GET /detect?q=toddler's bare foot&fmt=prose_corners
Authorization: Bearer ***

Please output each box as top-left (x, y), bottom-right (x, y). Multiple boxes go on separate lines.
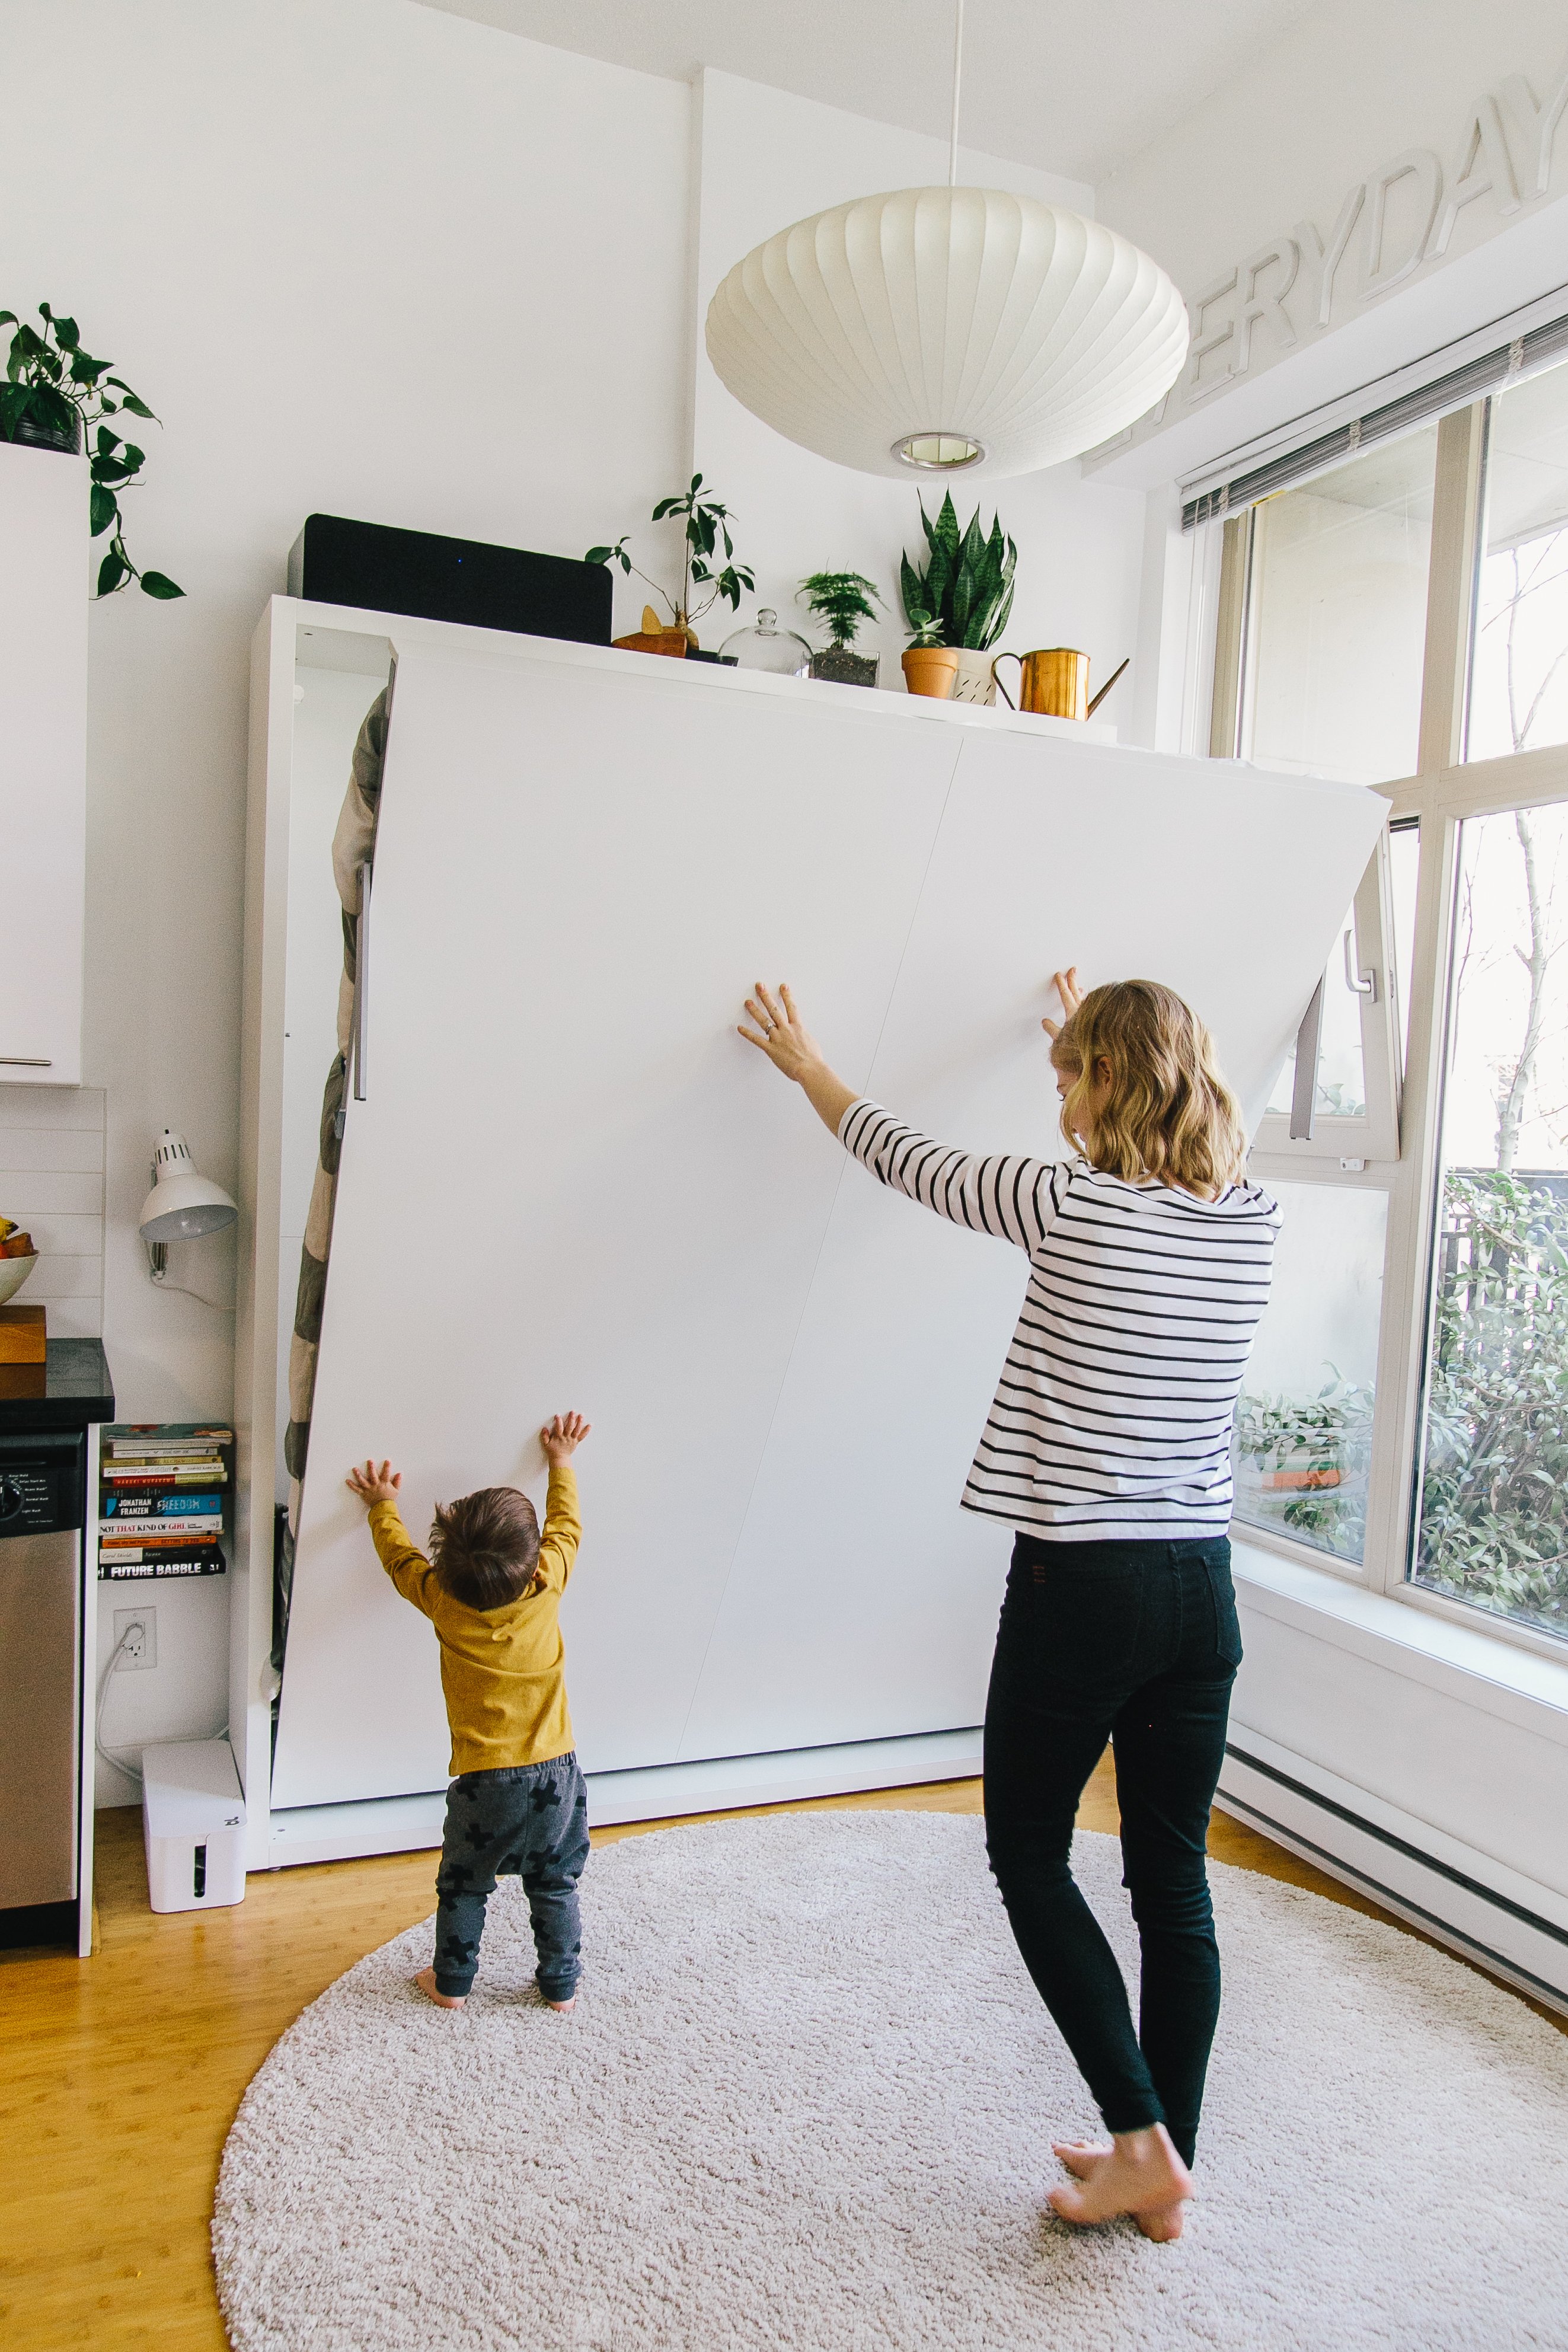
top-left (544, 1992), bottom-right (576, 2013)
top-left (1048, 2125), bottom-right (1191, 2241)
top-left (414, 1965), bottom-right (465, 2009)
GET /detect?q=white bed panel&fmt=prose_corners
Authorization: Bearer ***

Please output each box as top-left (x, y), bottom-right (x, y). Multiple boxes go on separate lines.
top-left (272, 645), bottom-right (1385, 1810)
top-left (270, 649), bottom-right (963, 1806)
top-left (673, 732), bottom-right (1387, 1759)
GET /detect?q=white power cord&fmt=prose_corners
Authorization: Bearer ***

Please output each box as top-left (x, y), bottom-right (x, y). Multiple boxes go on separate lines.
top-left (94, 1618), bottom-right (231, 1791)
top-left (95, 1621), bottom-right (147, 1788)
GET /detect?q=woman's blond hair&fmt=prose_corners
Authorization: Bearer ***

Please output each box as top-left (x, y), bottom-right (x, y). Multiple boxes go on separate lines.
top-left (1051, 979), bottom-right (1246, 1192)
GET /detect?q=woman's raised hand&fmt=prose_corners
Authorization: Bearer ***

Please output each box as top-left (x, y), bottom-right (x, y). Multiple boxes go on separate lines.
top-left (738, 981), bottom-right (859, 1138)
top-left (738, 982), bottom-right (826, 1081)
top-left (1042, 966), bottom-right (1084, 1045)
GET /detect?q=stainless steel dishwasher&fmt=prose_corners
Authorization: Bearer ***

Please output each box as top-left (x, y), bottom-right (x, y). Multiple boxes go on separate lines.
top-left (0, 1428), bottom-right (85, 1937)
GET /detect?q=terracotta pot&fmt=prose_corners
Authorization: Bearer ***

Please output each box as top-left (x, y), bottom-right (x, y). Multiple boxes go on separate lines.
top-left (901, 646), bottom-right (960, 700)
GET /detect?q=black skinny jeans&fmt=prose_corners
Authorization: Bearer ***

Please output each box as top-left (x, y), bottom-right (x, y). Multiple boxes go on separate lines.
top-left (983, 1533), bottom-right (1242, 2168)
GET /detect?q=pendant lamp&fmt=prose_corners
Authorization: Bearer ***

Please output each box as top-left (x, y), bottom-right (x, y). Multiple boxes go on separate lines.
top-left (704, 4), bottom-right (1189, 481)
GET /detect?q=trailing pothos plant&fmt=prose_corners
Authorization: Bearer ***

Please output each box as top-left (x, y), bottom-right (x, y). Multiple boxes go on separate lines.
top-left (899, 492), bottom-right (1015, 650)
top-left (587, 473), bottom-right (753, 642)
top-left (0, 304), bottom-right (183, 599)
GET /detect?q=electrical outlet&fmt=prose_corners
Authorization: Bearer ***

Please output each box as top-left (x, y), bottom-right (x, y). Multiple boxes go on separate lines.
top-left (113, 1607), bottom-right (157, 1673)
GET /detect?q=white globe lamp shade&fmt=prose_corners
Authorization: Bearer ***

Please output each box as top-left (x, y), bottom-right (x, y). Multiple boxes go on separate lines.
top-left (138, 1129), bottom-right (238, 1245)
top-left (705, 187), bottom-right (1189, 481)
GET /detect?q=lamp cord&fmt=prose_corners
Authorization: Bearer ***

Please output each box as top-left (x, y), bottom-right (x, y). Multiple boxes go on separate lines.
top-left (949, 0), bottom-right (965, 187)
top-left (149, 1268), bottom-right (237, 1312)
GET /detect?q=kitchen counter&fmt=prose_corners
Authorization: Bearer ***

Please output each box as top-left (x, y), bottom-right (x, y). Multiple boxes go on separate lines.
top-left (0, 1339), bottom-right (114, 1432)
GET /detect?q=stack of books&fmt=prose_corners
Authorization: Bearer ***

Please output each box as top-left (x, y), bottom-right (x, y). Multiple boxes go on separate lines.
top-left (98, 1422), bottom-right (234, 1580)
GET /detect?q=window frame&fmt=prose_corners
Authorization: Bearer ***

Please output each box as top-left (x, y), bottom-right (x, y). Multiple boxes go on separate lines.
top-left (1209, 397), bottom-right (1568, 1662)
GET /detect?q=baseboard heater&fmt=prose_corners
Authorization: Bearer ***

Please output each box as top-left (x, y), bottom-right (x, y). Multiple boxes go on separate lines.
top-left (263, 1726), bottom-right (984, 1870)
top-left (1218, 1743), bottom-right (1568, 2017)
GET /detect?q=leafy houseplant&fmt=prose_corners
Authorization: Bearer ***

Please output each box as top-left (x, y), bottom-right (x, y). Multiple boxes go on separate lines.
top-left (900, 493), bottom-right (1015, 644)
top-left (587, 473), bottom-right (754, 652)
top-left (0, 304), bottom-right (183, 599)
top-left (798, 570), bottom-right (883, 688)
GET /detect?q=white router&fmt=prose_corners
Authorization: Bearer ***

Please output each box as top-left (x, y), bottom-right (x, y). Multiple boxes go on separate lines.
top-left (140, 1739), bottom-right (247, 1913)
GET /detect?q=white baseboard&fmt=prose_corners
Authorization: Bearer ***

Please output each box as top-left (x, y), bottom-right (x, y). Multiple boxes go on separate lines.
top-left (1218, 1737), bottom-right (1568, 2017)
top-left (263, 1728), bottom-right (983, 1869)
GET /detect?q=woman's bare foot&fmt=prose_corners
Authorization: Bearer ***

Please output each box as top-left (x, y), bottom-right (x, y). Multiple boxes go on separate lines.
top-left (414, 1966), bottom-right (465, 2009)
top-left (1048, 2126), bottom-right (1192, 2241)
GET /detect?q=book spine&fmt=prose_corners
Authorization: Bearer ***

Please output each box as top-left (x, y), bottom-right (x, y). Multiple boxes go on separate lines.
top-left (102, 1462), bottom-right (228, 1480)
top-left (101, 1515), bottom-right (225, 1538)
top-left (100, 1467), bottom-right (230, 1486)
top-left (102, 1492), bottom-right (224, 1519)
top-left (98, 1552), bottom-right (226, 1578)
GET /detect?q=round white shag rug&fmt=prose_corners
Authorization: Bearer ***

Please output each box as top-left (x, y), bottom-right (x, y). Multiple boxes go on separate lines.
top-left (214, 1813), bottom-right (1568, 2352)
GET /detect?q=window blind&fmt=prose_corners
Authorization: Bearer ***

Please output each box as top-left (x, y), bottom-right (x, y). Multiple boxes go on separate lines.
top-left (1181, 301), bottom-right (1568, 533)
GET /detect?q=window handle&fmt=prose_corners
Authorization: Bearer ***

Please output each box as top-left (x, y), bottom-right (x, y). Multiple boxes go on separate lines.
top-left (352, 860), bottom-right (372, 1103)
top-left (1343, 928), bottom-right (1377, 1000)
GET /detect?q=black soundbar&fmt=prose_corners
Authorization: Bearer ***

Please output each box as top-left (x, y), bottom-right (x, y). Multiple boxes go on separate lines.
top-left (287, 513), bottom-right (612, 645)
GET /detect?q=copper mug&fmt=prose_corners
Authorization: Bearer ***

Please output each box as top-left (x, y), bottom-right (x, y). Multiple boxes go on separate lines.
top-left (990, 648), bottom-right (1129, 720)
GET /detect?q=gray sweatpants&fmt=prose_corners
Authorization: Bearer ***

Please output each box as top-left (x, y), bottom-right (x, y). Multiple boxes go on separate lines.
top-left (433, 1752), bottom-right (589, 1999)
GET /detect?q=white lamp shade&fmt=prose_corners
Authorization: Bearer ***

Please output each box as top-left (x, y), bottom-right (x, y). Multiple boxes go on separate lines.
top-left (138, 1130), bottom-right (238, 1245)
top-left (705, 187), bottom-right (1190, 480)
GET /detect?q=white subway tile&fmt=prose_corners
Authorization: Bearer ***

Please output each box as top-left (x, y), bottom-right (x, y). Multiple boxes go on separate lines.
top-left (0, 1085), bottom-right (105, 1131)
top-left (0, 1171), bottom-right (104, 1215)
top-left (0, 1125), bottom-right (104, 1173)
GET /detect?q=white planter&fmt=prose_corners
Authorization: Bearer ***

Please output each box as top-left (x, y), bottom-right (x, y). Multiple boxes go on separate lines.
top-left (0, 441), bottom-right (88, 1087)
top-left (949, 648), bottom-right (998, 705)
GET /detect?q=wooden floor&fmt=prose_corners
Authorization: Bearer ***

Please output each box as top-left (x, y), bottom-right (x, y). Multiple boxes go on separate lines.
top-left (2, 1764), bottom-right (1557, 2350)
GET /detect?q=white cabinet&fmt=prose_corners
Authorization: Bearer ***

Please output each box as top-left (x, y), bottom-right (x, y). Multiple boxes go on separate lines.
top-left (0, 441), bottom-right (87, 1087)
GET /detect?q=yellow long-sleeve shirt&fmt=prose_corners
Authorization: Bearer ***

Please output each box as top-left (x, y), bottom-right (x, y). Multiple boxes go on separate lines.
top-left (367, 1465), bottom-right (582, 1776)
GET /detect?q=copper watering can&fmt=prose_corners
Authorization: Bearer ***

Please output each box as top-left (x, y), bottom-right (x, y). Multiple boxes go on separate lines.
top-left (989, 648), bottom-right (1129, 720)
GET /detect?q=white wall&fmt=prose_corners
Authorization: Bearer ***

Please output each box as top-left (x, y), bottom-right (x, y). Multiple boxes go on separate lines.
top-left (1096, 0), bottom-right (1568, 470)
top-left (0, 0), bottom-right (691, 1790)
top-left (1099, 0), bottom-right (1568, 311)
top-left (4, 2), bottom-right (1149, 1795)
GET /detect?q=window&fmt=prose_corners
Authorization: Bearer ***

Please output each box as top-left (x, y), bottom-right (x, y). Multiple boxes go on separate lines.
top-left (1234, 1180), bottom-right (1388, 1567)
top-left (1468, 365), bottom-right (1568, 762)
top-left (1411, 802), bottom-right (1568, 1638)
top-left (1200, 358), bottom-right (1568, 1654)
top-left (1239, 428), bottom-right (1439, 786)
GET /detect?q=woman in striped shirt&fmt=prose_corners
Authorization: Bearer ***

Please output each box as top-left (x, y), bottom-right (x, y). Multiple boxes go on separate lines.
top-left (739, 972), bottom-right (1279, 2242)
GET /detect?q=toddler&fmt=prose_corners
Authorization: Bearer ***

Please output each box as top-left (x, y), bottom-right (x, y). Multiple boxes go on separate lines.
top-left (346, 1410), bottom-right (592, 2011)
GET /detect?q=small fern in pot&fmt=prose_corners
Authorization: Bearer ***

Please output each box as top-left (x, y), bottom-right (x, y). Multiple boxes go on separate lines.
top-left (798, 570), bottom-right (883, 688)
top-left (900, 494), bottom-right (1016, 702)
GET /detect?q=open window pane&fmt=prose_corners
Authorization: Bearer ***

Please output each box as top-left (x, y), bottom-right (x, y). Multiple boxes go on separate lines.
top-left (1467, 363), bottom-right (1568, 762)
top-left (1253, 836), bottom-right (1402, 1161)
top-left (1266, 915), bottom-right (1368, 1119)
top-left (1412, 802), bottom-right (1568, 1638)
top-left (1234, 1179), bottom-right (1388, 1566)
top-left (1242, 426), bottom-right (1438, 785)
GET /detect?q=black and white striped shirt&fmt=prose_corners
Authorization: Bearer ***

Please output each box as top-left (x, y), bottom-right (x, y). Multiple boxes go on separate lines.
top-left (839, 1099), bottom-right (1280, 1542)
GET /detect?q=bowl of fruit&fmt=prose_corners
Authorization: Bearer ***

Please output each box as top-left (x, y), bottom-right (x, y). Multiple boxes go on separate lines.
top-left (0, 1218), bottom-right (38, 1307)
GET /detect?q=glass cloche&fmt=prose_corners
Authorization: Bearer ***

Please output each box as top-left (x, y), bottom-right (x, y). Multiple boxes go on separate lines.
top-left (718, 608), bottom-right (812, 676)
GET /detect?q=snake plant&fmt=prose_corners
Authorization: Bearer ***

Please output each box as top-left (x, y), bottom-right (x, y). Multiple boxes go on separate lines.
top-left (899, 493), bottom-right (1016, 650)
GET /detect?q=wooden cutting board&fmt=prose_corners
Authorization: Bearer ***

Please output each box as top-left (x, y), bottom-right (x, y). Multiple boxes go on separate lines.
top-left (0, 1303), bottom-right (47, 1363)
